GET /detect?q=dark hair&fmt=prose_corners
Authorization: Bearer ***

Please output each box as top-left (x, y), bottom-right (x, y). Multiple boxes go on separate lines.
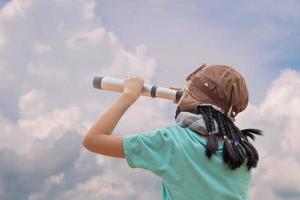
top-left (175, 105), bottom-right (263, 170)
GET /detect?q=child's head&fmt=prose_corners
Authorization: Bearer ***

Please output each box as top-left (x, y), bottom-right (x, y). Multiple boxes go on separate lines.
top-left (175, 64), bottom-right (263, 170)
top-left (176, 64), bottom-right (249, 121)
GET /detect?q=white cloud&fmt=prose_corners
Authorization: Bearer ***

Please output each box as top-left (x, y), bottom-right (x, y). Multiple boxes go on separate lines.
top-left (49, 172), bottom-right (65, 185)
top-left (236, 69), bottom-right (300, 200)
top-left (34, 42), bottom-right (52, 54)
top-left (0, 64), bottom-right (15, 88)
top-left (0, 0), bottom-right (167, 199)
top-left (82, 0), bottom-right (96, 20)
top-left (27, 62), bottom-right (67, 82)
top-left (0, 0), bottom-right (31, 19)
top-left (57, 173), bottom-right (135, 200)
top-left (0, 33), bottom-right (5, 47)
top-left (65, 27), bottom-right (106, 49)
top-left (0, 0), bottom-right (299, 199)
top-left (18, 89), bottom-right (47, 117)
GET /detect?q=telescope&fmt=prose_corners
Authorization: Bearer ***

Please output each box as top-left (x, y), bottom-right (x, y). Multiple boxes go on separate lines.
top-left (93, 76), bottom-right (184, 104)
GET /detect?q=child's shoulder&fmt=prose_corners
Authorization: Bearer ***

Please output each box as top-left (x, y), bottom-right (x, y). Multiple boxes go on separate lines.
top-left (162, 124), bottom-right (205, 142)
top-left (161, 124), bottom-right (190, 139)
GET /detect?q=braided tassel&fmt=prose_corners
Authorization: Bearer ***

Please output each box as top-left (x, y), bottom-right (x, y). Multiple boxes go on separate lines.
top-left (205, 131), bottom-right (218, 159)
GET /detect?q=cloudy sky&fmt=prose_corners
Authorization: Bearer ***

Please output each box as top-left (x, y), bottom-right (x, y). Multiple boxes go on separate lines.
top-left (0, 0), bottom-right (299, 199)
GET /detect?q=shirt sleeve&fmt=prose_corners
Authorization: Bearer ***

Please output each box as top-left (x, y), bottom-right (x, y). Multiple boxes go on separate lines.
top-left (123, 127), bottom-right (175, 177)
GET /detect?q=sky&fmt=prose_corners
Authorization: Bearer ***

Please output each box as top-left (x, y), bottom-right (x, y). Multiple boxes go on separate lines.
top-left (0, 0), bottom-right (299, 199)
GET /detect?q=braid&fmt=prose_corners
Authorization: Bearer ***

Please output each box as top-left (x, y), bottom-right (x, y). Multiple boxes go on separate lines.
top-left (197, 106), bottom-right (209, 129)
top-left (196, 106), bottom-right (218, 159)
top-left (239, 129), bottom-right (262, 169)
top-left (175, 106), bottom-right (181, 120)
top-left (226, 121), bottom-right (246, 167)
top-left (214, 111), bottom-right (226, 138)
top-left (191, 105), bottom-right (263, 170)
top-left (207, 107), bottom-right (214, 130)
top-left (221, 114), bottom-right (241, 169)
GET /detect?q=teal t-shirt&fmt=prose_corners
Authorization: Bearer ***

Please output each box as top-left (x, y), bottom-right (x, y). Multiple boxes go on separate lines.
top-left (123, 124), bottom-right (252, 200)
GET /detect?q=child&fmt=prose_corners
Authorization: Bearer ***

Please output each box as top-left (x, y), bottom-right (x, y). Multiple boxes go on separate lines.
top-left (82, 64), bottom-right (263, 200)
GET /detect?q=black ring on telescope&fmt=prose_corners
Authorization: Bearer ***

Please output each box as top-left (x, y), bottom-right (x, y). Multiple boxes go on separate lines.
top-left (93, 76), bottom-right (104, 89)
top-left (175, 90), bottom-right (183, 103)
top-left (150, 86), bottom-right (157, 98)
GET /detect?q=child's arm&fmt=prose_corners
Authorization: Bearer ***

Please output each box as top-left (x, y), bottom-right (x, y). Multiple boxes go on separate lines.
top-left (82, 77), bottom-right (144, 158)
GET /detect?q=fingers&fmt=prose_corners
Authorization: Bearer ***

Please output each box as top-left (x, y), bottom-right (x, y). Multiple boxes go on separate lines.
top-left (168, 86), bottom-right (183, 90)
top-left (126, 76), bottom-right (144, 82)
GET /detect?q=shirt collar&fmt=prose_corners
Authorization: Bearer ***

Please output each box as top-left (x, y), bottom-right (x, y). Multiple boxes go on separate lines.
top-left (175, 111), bottom-right (219, 135)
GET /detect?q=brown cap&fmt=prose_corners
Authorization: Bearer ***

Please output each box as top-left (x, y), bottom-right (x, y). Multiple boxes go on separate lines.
top-left (177, 64), bottom-right (249, 121)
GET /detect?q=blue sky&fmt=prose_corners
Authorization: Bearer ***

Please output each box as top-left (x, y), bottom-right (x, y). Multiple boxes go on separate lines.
top-left (0, 0), bottom-right (8, 7)
top-left (0, 0), bottom-right (300, 200)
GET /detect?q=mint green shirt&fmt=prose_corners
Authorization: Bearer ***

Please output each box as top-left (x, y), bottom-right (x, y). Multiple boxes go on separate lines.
top-left (123, 124), bottom-right (252, 200)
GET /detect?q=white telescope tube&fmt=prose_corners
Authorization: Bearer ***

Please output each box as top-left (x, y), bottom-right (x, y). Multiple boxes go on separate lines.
top-left (93, 76), bottom-right (184, 104)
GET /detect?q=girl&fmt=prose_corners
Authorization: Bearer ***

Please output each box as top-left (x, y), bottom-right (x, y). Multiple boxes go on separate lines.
top-left (82, 64), bottom-right (263, 200)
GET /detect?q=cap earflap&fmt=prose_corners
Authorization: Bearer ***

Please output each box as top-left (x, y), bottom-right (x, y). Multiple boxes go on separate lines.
top-left (226, 106), bottom-right (236, 122)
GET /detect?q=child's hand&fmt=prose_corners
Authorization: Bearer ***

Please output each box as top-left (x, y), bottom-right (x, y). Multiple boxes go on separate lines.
top-left (123, 76), bottom-right (144, 101)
